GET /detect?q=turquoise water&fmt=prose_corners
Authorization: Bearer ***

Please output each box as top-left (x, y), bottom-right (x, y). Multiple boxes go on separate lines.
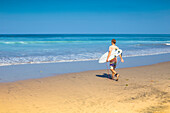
top-left (0, 34), bottom-right (170, 66)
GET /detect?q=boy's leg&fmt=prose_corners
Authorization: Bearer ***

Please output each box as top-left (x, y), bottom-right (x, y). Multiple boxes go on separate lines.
top-left (110, 63), bottom-right (120, 80)
top-left (116, 73), bottom-right (120, 81)
top-left (110, 68), bottom-right (116, 79)
top-left (113, 62), bottom-right (120, 80)
top-left (110, 63), bottom-right (116, 79)
top-left (110, 62), bottom-right (116, 79)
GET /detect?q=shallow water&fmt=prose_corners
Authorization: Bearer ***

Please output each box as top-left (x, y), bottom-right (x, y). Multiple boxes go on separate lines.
top-left (0, 53), bottom-right (170, 82)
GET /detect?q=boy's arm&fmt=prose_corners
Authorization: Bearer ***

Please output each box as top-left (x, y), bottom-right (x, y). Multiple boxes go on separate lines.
top-left (117, 47), bottom-right (124, 62)
top-left (119, 54), bottom-right (124, 62)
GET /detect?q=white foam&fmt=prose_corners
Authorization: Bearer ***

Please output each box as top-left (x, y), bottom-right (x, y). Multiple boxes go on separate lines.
top-left (165, 43), bottom-right (170, 45)
top-left (0, 58), bottom-right (98, 66)
top-left (0, 47), bottom-right (170, 67)
top-left (0, 51), bottom-right (170, 67)
top-left (123, 51), bottom-right (170, 57)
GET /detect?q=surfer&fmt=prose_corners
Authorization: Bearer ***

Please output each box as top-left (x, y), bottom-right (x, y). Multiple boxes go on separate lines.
top-left (106, 39), bottom-right (124, 81)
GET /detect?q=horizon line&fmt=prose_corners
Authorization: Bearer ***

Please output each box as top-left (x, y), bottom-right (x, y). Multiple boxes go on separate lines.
top-left (0, 33), bottom-right (170, 35)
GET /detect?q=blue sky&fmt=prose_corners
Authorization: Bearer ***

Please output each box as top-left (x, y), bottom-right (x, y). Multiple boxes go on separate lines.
top-left (0, 0), bottom-right (170, 34)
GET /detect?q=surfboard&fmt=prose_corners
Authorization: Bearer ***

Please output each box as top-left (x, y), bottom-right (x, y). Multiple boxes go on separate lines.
top-left (99, 49), bottom-right (122, 63)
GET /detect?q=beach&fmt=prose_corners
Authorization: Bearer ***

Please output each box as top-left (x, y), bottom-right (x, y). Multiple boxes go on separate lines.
top-left (1, 0), bottom-right (170, 112)
top-left (0, 61), bottom-right (169, 113)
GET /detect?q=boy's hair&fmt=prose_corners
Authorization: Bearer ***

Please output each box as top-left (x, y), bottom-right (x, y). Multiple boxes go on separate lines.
top-left (111, 39), bottom-right (116, 44)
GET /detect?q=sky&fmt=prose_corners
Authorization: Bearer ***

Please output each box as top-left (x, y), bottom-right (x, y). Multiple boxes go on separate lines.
top-left (0, 0), bottom-right (170, 34)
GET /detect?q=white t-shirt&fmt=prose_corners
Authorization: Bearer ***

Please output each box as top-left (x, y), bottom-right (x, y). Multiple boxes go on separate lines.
top-left (109, 45), bottom-right (119, 63)
top-left (109, 45), bottom-right (119, 52)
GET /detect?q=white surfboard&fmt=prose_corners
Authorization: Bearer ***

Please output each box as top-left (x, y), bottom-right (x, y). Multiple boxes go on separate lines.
top-left (99, 49), bottom-right (122, 63)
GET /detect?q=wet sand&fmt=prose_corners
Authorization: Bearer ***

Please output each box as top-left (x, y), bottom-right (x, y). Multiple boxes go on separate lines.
top-left (0, 62), bottom-right (169, 113)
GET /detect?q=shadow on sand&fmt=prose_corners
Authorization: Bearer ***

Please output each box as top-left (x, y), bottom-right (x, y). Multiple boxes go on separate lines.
top-left (96, 73), bottom-right (112, 79)
top-left (96, 73), bottom-right (118, 81)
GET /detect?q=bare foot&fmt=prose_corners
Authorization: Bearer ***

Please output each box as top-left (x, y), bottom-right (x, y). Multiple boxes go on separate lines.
top-left (115, 74), bottom-right (120, 81)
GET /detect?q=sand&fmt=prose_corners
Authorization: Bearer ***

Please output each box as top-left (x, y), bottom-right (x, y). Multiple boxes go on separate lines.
top-left (0, 62), bottom-right (169, 113)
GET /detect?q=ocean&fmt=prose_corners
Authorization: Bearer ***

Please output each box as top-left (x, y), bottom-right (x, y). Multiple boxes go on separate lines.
top-left (0, 34), bottom-right (170, 66)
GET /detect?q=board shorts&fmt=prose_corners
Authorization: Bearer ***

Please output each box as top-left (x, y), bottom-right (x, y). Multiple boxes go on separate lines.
top-left (110, 58), bottom-right (117, 69)
top-left (110, 62), bottom-right (117, 69)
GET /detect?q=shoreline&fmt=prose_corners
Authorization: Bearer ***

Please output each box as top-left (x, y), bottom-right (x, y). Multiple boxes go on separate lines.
top-left (0, 62), bottom-right (170, 113)
top-left (0, 53), bottom-right (170, 83)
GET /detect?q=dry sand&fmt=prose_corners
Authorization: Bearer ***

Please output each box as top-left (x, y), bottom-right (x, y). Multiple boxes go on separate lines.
top-left (0, 62), bottom-right (169, 113)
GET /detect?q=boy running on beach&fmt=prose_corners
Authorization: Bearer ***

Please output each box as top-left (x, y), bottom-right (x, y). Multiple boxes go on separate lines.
top-left (106, 39), bottom-right (124, 81)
